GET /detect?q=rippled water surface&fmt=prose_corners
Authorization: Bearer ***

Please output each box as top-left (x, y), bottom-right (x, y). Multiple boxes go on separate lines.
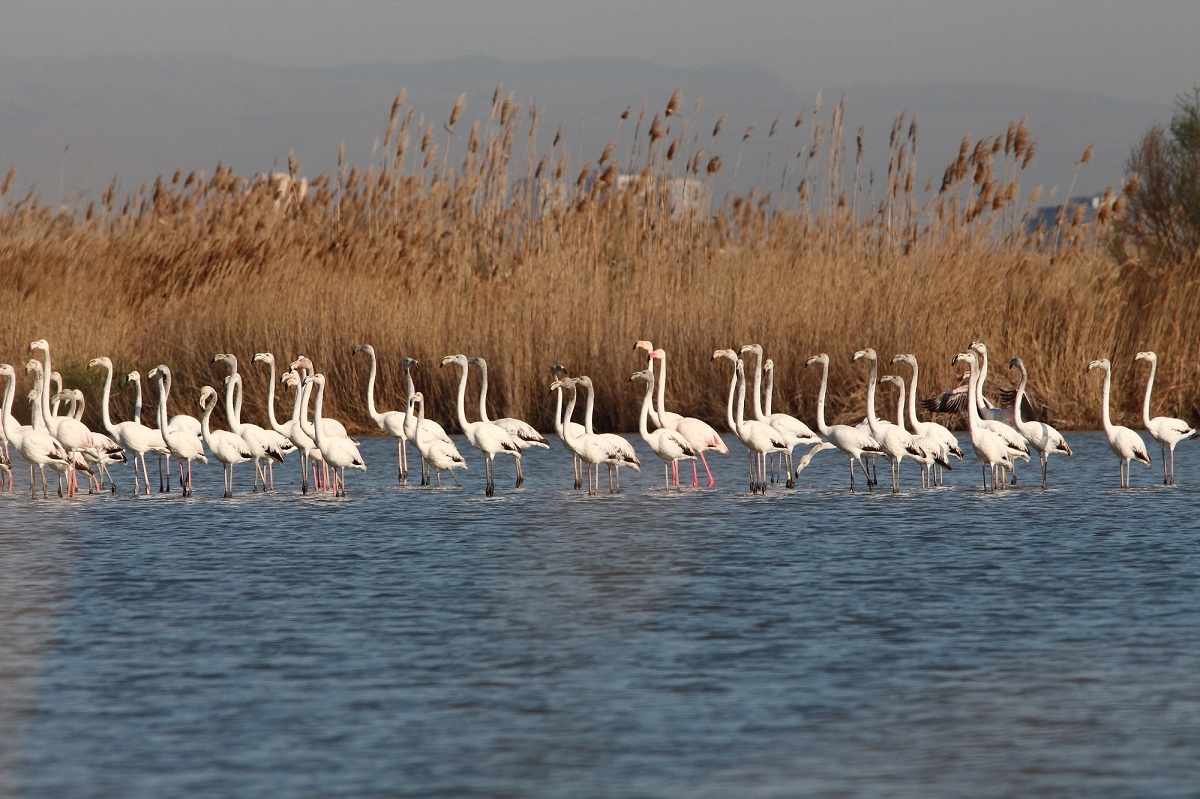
top-left (2, 432), bottom-right (1198, 797)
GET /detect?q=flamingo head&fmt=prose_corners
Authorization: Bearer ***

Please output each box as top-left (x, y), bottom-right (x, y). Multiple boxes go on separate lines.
top-left (0, 363), bottom-right (14, 379)
top-left (402, 357), bottom-right (420, 372)
top-left (50, 390), bottom-right (72, 404)
top-left (853, 348), bottom-right (877, 363)
top-left (25, 359), bottom-right (42, 375)
top-left (253, 352), bottom-right (275, 366)
top-left (125, 370), bottom-right (140, 384)
top-left (303, 373), bottom-right (326, 388)
top-left (711, 349), bottom-right (737, 363)
top-left (352, 344), bottom-right (373, 357)
top-left (29, 338), bottom-right (49, 354)
top-left (649, 348), bottom-right (666, 362)
top-left (1008, 357), bottom-right (1025, 373)
top-left (1134, 351), bottom-right (1156, 364)
top-left (575, 375), bottom-right (594, 390)
top-left (149, 364), bottom-right (171, 382)
top-left (880, 374), bottom-right (903, 390)
top-left (549, 378), bottom-right (573, 393)
top-left (969, 341), bottom-right (987, 356)
top-left (633, 340), bottom-right (654, 355)
top-left (412, 391), bottom-right (424, 407)
top-left (281, 370), bottom-right (300, 388)
top-left (738, 344), bottom-right (762, 357)
top-left (763, 358), bottom-right (774, 373)
top-left (550, 364), bottom-right (570, 379)
top-left (891, 353), bottom-right (915, 366)
top-left (630, 369), bottom-right (652, 384)
top-left (87, 356), bottom-right (112, 370)
top-left (468, 356), bottom-right (487, 370)
top-left (951, 351), bottom-right (974, 367)
top-left (290, 355), bottom-right (313, 372)
top-left (440, 354), bottom-right (466, 369)
top-left (1085, 359), bottom-right (1110, 374)
top-left (199, 386), bottom-right (219, 408)
top-left (804, 354), bottom-right (828, 368)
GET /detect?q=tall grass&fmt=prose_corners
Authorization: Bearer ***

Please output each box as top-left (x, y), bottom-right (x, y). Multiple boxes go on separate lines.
top-left (1, 89), bottom-right (1195, 434)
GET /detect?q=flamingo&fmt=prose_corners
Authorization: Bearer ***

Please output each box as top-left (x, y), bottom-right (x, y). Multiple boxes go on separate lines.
top-left (742, 344), bottom-right (821, 488)
top-left (400, 358), bottom-right (453, 485)
top-left (553, 377), bottom-right (636, 496)
top-left (640, 344), bottom-right (728, 487)
top-left (549, 364), bottom-right (587, 489)
top-left (1134, 351), bottom-right (1196, 485)
top-left (574, 375), bottom-right (640, 492)
top-left (441, 354), bottom-right (522, 497)
top-left (125, 369), bottom-right (174, 491)
top-left (794, 442), bottom-right (837, 477)
top-left (30, 339), bottom-right (111, 497)
top-left (148, 366), bottom-right (207, 496)
top-left (290, 356), bottom-right (350, 439)
top-left (1086, 358), bottom-right (1151, 488)
top-left (62, 388), bottom-right (127, 491)
top-left (951, 350), bottom-right (1015, 492)
top-left (410, 391), bottom-right (467, 486)
top-left (279, 368), bottom-right (325, 494)
top-left (198, 386), bottom-right (252, 497)
top-left (803, 354), bottom-right (884, 491)
top-left (213, 354), bottom-right (289, 490)
top-left (302, 374), bottom-right (366, 497)
top-left (891, 354), bottom-right (963, 486)
top-left (712, 349), bottom-right (787, 494)
top-left (353, 344), bottom-right (410, 484)
top-left (470, 356), bottom-right (548, 488)
top-left (1008, 358), bottom-right (1072, 488)
top-left (0, 363), bottom-right (71, 498)
top-left (89, 356), bottom-right (167, 495)
top-left (879, 374), bottom-right (951, 489)
top-left (853, 348), bottom-right (928, 493)
top-left (630, 368), bottom-right (696, 490)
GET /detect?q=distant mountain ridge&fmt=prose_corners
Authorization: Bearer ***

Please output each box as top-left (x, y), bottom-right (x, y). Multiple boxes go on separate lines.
top-left (0, 53), bottom-right (1170, 206)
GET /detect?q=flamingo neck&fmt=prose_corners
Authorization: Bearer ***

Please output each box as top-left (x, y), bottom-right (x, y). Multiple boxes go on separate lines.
top-left (654, 354), bottom-right (669, 426)
top-left (476, 362), bottom-right (492, 424)
top-left (751, 351), bottom-right (766, 420)
top-left (764, 366), bottom-right (774, 418)
top-left (735, 368), bottom-right (748, 431)
top-left (552, 386), bottom-right (565, 439)
top-left (906, 361), bottom-right (921, 431)
top-left (38, 347), bottom-right (54, 431)
top-left (562, 387), bottom-right (579, 443)
top-left (892, 379), bottom-right (906, 430)
top-left (312, 381), bottom-right (327, 449)
top-left (98, 363), bottom-right (117, 436)
top-left (224, 374), bottom-right (244, 433)
top-left (638, 381), bottom-right (654, 439)
top-left (1099, 366), bottom-right (1114, 433)
top-left (156, 377), bottom-right (170, 433)
top-left (814, 362), bottom-right (830, 435)
top-left (583, 383), bottom-right (596, 435)
top-left (262, 361), bottom-right (283, 432)
top-left (1141, 359), bottom-right (1156, 428)
top-left (724, 363), bottom-right (738, 435)
top-left (453, 363), bottom-right (474, 434)
top-left (976, 349), bottom-right (989, 408)
top-left (864, 356), bottom-right (882, 436)
top-left (964, 356), bottom-right (982, 435)
top-left (414, 398), bottom-right (426, 448)
top-left (131, 376), bottom-right (143, 425)
top-left (363, 351), bottom-right (383, 424)
top-left (0, 372), bottom-right (18, 443)
top-left (1013, 368), bottom-right (1028, 427)
top-left (300, 379), bottom-right (313, 427)
top-left (200, 401), bottom-right (217, 448)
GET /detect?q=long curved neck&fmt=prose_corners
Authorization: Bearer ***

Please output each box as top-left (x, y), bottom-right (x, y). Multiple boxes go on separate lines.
top-left (891, 380), bottom-right (906, 430)
top-left (300, 380), bottom-right (313, 426)
top-left (311, 381), bottom-right (327, 448)
top-left (552, 386), bottom-right (565, 438)
top-left (39, 349), bottom-right (54, 429)
top-left (476, 362), bottom-right (492, 423)
top-left (363, 351), bottom-right (383, 424)
top-left (263, 362), bottom-right (283, 432)
top-left (1, 373), bottom-right (18, 442)
top-left (965, 357), bottom-right (981, 433)
top-left (131, 376), bottom-right (143, 424)
top-left (976, 349), bottom-right (989, 407)
top-left (764, 367), bottom-right (774, 417)
top-left (30, 381), bottom-right (45, 430)
top-left (1099, 367), bottom-right (1114, 433)
top-left (225, 374), bottom-right (243, 432)
top-left (814, 362), bottom-right (830, 435)
top-left (906, 361), bottom-right (921, 430)
top-left (638, 381), bottom-right (654, 438)
top-left (414, 398), bottom-right (426, 447)
top-left (453, 364), bottom-right (473, 433)
top-left (156, 378), bottom-right (170, 432)
top-left (1141, 359), bottom-right (1156, 428)
top-left (98, 363), bottom-right (117, 435)
top-left (724, 363), bottom-right (738, 434)
top-left (1013, 367), bottom-right (1028, 426)
top-left (72, 396), bottom-right (85, 421)
top-left (583, 382), bottom-right (596, 434)
top-left (735, 368), bottom-right (748, 430)
top-left (562, 388), bottom-right (578, 442)
top-left (289, 382), bottom-right (304, 424)
top-left (200, 401), bottom-right (217, 447)
top-left (655, 354), bottom-right (669, 424)
top-left (751, 351), bottom-right (766, 420)
top-left (864, 357), bottom-right (881, 434)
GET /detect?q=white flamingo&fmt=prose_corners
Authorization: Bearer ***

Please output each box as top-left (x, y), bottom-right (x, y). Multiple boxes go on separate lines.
top-left (279, 368), bottom-right (325, 494)
top-left (630, 368), bottom-right (696, 490)
top-left (89, 356), bottom-right (166, 495)
top-left (400, 358), bottom-right (452, 484)
top-left (553, 377), bottom-right (635, 496)
top-left (148, 366), bottom-right (208, 496)
top-left (879, 374), bottom-right (951, 489)
top-left (213, 354), bottom-right (289, 490)
top-left (353, 344), bottom-right (410, 484)
top-left (198, 386), bottom-right (253, 497)
top-left (470, 356), bottom-right (549, 488)
top-left (804, 353), bottom-right (885, 491)
top-left (550, 364), bottom-right (587, 490)
top-left (303, 374), bottom-right (366, 497)
top-left (62, 388), bottom-right (127, 492)
top-left (574, 375), bottom-right (640, 492)
top-left (0, 363), bottom-right (71, 498)
top-left (891, 354), bottom-right (963, 486)
top-left (1134, 351), bottom-right (1196, 485)
top-left (1008, 358), bottom-right (1072, 488)
top-left (712, 349), bottom-right (787, 494)
top-left (741, 345), bottom-right (821, 488)
top-left (441, 354), bottom-right (522, 497)
top-left (640, 344), bottom-right (729, 487)
top-left (125, 369), bottom-right (173, 491)
top-left (1086, 358), bottom-right (1151, 488)
top-left (290, 356), bottom-right (351, 439)
top-left (853, 348), bottom-right (928, 493)
top-left (30, 339), bottom-right (111, 497)
top-left (410, 391), bottom-right (467, 486)
top-left (951, 350), bottom-right (1015, 492)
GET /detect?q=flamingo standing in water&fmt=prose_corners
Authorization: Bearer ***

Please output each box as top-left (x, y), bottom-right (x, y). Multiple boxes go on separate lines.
top-left (0, 363), bottom-right (70, 498)
top-left (804, 354), bottom-right (884, 492)
top-left (441, 354), bottom-right (522, 497)
top-left (1086, 358), bottom-right (1151, 488)
top-left (470, 356), bottom-right (548, 487)
top-left (1133, 351), bottom-right (1196, 485)
top-left (741, 344), bottom-right (821, 487)
top-left (630, 369), bottom-right (696, 490)
top-left (1008, 358), bottom-right (1072, 489)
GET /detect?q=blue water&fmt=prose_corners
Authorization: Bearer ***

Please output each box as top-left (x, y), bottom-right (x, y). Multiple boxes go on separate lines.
top-left (2, 432), bottom-right (1198, 797)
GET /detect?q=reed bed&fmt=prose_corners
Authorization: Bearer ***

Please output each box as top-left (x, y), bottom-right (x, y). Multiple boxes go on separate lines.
top-left (1, 89), bottom-right (1196, 434)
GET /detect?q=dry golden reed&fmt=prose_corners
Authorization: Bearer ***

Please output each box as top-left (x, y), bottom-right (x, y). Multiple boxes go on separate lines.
top-left (0, 90), bottom-right (1195, 437)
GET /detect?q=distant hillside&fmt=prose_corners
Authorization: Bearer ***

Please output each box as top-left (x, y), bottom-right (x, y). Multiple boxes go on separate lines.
top-left (0, 53), bottom-right (1171, 206)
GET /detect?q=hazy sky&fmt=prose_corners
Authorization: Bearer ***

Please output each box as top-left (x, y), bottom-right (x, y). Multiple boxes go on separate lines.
top-left (5, 1), bottom-right (1198, 105)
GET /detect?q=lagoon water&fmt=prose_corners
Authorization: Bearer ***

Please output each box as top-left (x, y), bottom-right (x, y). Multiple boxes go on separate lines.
top-left (2, 431), bottom-right (1198, 797)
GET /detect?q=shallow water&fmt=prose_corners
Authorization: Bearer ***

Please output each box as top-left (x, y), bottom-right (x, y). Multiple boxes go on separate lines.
top-left (2, 431), bottom-right (1198, 797)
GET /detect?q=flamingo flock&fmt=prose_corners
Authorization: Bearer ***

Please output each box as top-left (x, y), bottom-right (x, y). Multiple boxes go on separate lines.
top-left (0, 338), bottom-right (1194, 499)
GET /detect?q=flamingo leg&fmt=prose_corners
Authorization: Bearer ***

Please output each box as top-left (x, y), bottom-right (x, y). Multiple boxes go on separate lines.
top-left (698, 451), bottom-right (715, 488)
top-left (692, 459), bottom-right (699, 488)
